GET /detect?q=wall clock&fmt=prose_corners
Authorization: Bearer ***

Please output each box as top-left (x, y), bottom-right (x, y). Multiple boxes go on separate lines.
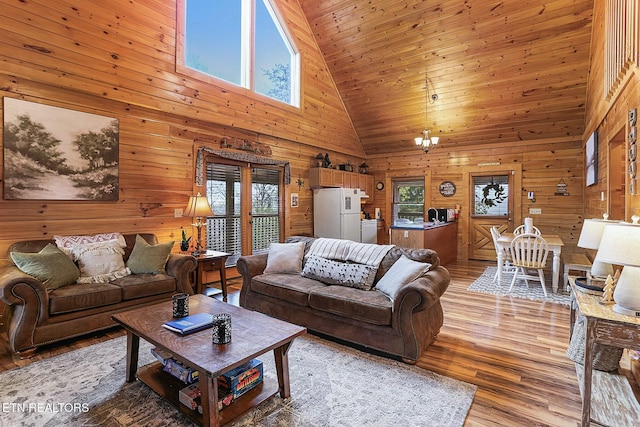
top-left (376, 182), bottom-right (384, 190)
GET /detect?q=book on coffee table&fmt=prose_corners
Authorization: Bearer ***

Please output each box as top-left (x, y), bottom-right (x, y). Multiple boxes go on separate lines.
top-left (163, 313), bottom-right (213, 335)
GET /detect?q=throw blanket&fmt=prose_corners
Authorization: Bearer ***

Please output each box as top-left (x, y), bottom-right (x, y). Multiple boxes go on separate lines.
top-left (307, 238), bottom-right (394, 267)
top-left (345, 242), bottom-right (395, 266)
top-left (306, 238), bottom-right (351, 260)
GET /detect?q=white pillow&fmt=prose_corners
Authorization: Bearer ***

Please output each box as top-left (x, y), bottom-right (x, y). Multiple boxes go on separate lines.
top-left (374, 255), bottom-right (431, 300)
top-left (264, 242), bottom-right (306, 274)
top-left (72, 240), bottom-right (131, 283)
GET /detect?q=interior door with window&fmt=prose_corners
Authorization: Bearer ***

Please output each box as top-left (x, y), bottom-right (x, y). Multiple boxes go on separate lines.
top-left (468, 174), bottom-right (514, 261)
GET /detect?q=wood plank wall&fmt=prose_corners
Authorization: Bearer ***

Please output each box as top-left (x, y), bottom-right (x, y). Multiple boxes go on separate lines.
top-left (0, 0), bottom-right (363, 260)
top-left (584, 0), bottom-right (640, 221)
top-left (585, 0), bottom-right (640, 385)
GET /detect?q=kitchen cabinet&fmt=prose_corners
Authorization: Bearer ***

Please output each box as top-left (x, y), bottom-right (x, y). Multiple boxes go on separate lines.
top-left (309, 167), bottom-right (341, 187)
top-left (389, 222), bottom-right (458, 265)
top-left (358, 174), bottom-right (374, 196)
top-left (309, 168), bottom-right (374, 203)
top-left (345, 172), bottom-right (359, 189)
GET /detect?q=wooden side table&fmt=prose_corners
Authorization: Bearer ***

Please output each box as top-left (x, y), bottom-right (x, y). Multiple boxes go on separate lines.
top-left (194, 251), bottom-right (230, 300)
top-left (569, 276), bottom-right (640, 426)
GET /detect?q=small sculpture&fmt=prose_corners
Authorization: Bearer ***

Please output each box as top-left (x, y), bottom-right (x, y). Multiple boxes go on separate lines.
top-left (601, 274), bottom-right (616, 304)
top-left (323, 153), bottom-right (331, 168)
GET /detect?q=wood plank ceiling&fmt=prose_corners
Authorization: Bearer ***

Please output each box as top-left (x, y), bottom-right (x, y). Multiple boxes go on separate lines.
top-left (299, 0), bottom-right (595, 155)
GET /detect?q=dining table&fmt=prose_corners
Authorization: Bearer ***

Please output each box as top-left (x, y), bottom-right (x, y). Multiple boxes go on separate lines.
top-left (496, 233), bottom-right (565, 293)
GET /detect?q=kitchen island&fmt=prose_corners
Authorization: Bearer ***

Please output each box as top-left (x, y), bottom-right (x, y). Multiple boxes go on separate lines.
top-left (390, 222), bottom-right (458, 265)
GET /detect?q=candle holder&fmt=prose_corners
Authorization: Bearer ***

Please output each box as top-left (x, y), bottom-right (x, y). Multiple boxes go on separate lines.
top-left (172, 293), bottom-right (189, 318)
top-left (212, 313), bottom-right (232, 344)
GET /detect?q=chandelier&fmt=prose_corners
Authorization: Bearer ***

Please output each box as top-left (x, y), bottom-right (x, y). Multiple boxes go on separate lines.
top-left (415, 78), bottom-right (440, 153)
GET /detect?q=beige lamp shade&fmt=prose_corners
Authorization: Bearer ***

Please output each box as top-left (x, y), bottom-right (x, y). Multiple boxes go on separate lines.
top-left (596, 223), bottom-right (640, 266)
top-left (577, 218), bottom-right (618, 249)
top-left (183, 193), bottom-right (214, 218)
top-left (596, 223), bottom-right (640, 316)
top-left (578, 218), bottom-right (620, 277)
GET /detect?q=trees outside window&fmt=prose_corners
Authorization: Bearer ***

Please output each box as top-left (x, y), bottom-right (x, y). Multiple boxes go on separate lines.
top-left (392, 179), bottom-right (425, 224)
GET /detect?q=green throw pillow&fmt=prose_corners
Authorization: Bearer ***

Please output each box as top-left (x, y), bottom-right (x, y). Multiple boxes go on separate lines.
top-left (126, 235), bottom-right (174, 274)
top-left (10, 243), bottom-right (80, 291)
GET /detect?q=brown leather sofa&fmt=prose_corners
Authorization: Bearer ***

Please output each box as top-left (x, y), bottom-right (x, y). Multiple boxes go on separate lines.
top-left (0, 233), bottom-right (196, 357)
top-left (237, 236), bottom-right (450, 364)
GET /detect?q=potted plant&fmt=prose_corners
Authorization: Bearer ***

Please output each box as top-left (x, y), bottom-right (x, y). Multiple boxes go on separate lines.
top-left (180, 229), bottom-right (192, 252)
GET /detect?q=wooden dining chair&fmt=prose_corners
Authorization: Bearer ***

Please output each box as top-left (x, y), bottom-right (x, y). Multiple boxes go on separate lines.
top-left (490, 226), bottom-right (515, 283)
top-left (509, 233), bottom-right (549, 297)
top-left (513, 224), bottom-right (541, 235)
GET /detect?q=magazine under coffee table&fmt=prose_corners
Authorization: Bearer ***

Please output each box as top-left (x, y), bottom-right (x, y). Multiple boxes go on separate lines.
top-left (112, 294), bottom-right (306, 427)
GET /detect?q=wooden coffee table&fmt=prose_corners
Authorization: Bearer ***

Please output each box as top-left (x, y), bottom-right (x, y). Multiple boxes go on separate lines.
top-left (112, 295), bottom-right (306, 427)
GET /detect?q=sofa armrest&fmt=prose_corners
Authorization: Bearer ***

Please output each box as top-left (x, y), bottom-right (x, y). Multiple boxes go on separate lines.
top-left (0, 262), bottom-right (49, 316)
top-left (0, 262), bottom-right (51, 351)
top-left (236, 253), bottom-right (269, 307)
top-left (165, 253), bottom-right (198, 294)
top-left (392, 265), bottom-right (450, 317)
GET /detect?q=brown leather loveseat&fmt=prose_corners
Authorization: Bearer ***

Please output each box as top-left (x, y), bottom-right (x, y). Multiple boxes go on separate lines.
top-left (237, 236), bottom-right (450, 364)
top-left (0, 233), bottom-right (196, 357)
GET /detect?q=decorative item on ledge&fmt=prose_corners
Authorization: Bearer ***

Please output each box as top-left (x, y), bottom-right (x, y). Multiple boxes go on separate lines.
top-left (359, 162), bottom-right (369, 174)
top-left (220, 136), bottom-right (272, 156)
top-left (338, 161), bottom-right (353, 172)
top-left (183, 192), bottom-right (214, 256)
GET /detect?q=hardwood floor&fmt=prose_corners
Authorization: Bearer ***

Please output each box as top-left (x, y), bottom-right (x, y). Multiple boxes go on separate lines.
top-left (2, 259), bottom-right (635, 426)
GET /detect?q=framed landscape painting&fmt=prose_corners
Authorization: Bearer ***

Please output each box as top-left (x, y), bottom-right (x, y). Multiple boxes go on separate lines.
top-left (585, 131), bottom-right (597, 187)
top-left (3, 97), bottom-right (119, 200)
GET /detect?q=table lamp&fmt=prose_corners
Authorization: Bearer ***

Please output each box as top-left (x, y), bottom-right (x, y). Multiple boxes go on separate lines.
top-left (183, 192), bottom-right (214, 256)
top-left (577, 217), bottom-right (620, 279)
top-left (595, 222), bottom-right (640, 316)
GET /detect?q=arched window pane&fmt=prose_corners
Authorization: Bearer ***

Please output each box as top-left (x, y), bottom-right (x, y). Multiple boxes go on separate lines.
top-left (255, 0), bottom-right (292, 104)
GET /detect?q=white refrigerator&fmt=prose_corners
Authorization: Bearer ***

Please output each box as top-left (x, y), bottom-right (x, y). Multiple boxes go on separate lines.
top-left (313, 188), bottom-right (362, 242)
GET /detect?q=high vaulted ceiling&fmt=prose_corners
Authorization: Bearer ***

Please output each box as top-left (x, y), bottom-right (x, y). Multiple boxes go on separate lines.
top-left (299, 0), bottom-right (594, 155)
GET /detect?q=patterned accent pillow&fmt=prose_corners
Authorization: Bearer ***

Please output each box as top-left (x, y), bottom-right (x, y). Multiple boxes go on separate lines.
top-left (54, 232), bottom-right (126, 257)
top-left (301, 255), bottom-right (378, 290)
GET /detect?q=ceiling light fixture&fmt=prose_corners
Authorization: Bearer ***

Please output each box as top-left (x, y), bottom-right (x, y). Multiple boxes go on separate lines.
top-left (416, 77), bottom-right (440, 153)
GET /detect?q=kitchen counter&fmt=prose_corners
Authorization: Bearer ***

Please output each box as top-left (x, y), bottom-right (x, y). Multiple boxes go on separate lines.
top-left (390, 222), bottom-right (457, 265)
top-left (390, 221), bottom-right (454, 230)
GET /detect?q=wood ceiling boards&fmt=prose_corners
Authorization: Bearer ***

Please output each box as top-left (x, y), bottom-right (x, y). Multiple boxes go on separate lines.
top-left (299, 0), bottom-right (594, 155)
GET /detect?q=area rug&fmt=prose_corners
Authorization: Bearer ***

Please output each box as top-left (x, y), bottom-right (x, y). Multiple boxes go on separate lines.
top-left (467, 266), bottom-right (571, 305)
top-left (0, 334), bottom-right (476, 427)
